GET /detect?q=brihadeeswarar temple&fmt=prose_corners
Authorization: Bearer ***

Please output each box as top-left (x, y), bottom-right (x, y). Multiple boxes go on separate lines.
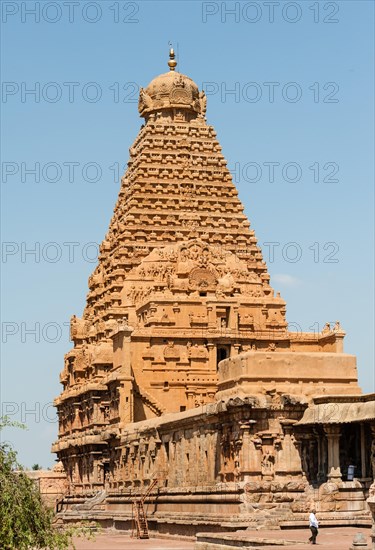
top-left (52, 51), bottom-right (375, 537)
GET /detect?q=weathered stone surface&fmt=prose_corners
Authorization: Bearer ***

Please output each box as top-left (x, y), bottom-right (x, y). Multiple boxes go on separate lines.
top-left (51, 51), bottom-right (374, 533)
top-left (25, 462), bottom-right (68, 508)
top-left (195, 531), bottom-right (302, 548)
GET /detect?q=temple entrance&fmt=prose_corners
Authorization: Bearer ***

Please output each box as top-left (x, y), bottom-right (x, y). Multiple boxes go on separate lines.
top-left (217, 346), bottom-right (230, 368)
top-left (339, 423), bottom-right (372, 480)
top-left (339, 424), bottom-right (361, 479)
top-left (298, 422), bottom-right (372, 485)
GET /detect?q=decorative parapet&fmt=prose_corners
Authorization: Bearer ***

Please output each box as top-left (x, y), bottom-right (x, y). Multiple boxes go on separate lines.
top-left (217, 351), bottom-right (361, 400)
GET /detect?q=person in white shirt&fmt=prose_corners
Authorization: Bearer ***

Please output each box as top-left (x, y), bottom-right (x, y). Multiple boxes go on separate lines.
top-left (309, 509), bottom-right (319, 544)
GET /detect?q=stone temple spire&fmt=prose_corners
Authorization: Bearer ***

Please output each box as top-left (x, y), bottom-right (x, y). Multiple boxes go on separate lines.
top-left (55, 51), bottom-right (287, 438)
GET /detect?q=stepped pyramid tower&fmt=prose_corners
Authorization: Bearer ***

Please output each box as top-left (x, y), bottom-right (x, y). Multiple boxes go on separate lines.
top-left (56, 49), bottom-right (288, 423)
top-left (53, 52), bottom-right (369, 524)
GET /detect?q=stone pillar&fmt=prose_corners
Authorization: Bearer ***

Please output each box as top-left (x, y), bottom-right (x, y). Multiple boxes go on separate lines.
top-left (367, 483), bottom-right (375, 550)
top-left (324, 424), bottom-right (342, 480)
top-left (187, 389), bottom-right (195, 407)
top-left (314, 428), bottom-right (325, 482)
top-left (233, 343), bottom-right (241, 356)
top-left (370, 426), bottom-right (375, 481)
top-left (111, 325), bottom-right (133, 376)
top-left (316, 433), bottom-right (322, 479)
top-left (207, 305), bottom-right (216, 330)
top-left (112, 325), bottom-right (134, 425)
top-left (239, 420), bottom-right (258, 479)
top-left (119, 380), bottom-right (133, 424)
top-left (207, 342), bottom-right (216, 370)
top-left (322, 434), bottom-right (328, 480)
top-left (72, 455), bottom-right (80, 491)
top-left (333, 330), bottom-right (345, 353)
top-left (205, 431), bottom-right (215, 485)
top-left (231, 305), bottom-right (239, 331)
top-left (360, 423), bottom-right (367, 479)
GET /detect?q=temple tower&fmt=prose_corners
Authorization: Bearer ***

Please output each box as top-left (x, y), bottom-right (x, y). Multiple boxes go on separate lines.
top-left (53, 52), bottom-right (357, 494)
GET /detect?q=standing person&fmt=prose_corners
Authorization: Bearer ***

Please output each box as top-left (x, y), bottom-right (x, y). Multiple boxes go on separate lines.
top-left (308, 508), bottom-right (319, 544)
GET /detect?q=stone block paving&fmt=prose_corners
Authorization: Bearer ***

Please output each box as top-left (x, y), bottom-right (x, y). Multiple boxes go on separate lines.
top-left (73, 527), bottom-right (371, 550)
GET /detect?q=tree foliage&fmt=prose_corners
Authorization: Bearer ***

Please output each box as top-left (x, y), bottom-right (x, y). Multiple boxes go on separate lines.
top-left (0, 416), bottom-right (92, 549)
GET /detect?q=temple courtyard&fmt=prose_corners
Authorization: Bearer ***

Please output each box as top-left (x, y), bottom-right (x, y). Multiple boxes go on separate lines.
top-left (73, 526), bottom-right (372, 549)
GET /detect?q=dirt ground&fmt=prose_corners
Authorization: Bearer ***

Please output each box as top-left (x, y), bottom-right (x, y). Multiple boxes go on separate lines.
top-left (73, 526), bottom-right (372, 549)
top-left (73, 533), bottom-right (194, 549)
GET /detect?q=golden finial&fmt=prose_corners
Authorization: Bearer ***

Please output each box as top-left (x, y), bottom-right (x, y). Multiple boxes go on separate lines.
top-left (168, 46), bottom-right (177, 71)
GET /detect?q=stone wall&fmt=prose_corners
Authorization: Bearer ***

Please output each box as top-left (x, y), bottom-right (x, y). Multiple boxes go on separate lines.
top-left (55, 393), bottom-right (373, 533)
top-left (26, 467), bottom-right (68, 509)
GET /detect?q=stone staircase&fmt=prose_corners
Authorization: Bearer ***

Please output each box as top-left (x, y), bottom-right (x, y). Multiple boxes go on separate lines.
top-left (249, 505), bottom-right (293, 531)
top-left (135, 385), bottom-right (166, 416)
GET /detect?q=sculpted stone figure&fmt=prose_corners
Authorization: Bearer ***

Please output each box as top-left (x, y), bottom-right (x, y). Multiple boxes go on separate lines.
top-left (261, 450), bottom-right (275, 476)
top-left (217, 272), bottom-right (235, 292)
top-left (104, 316), bottom-right (118, 337)
top-left (138, 87), bottom-right (153, 115)
top-left (199, 90), bottom-right (207, 116)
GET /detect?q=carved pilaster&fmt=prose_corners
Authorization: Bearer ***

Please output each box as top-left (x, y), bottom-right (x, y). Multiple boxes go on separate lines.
top-left (276, 421), bottom-right (303, 477)
top-left (207, 342), bottom-right (216, 370)
top-left (239, 420), bottom-right (259, 479)
top-left (324, 424), bottom-right (342, 481)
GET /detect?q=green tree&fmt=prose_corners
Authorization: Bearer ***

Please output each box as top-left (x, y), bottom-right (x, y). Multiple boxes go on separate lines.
top-left (32, 463), bottom-right (42, 471)
top-left (0, 416), bottom-right (93, 549)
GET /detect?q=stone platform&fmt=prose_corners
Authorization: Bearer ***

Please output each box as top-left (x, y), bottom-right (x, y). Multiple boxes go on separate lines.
top-left (195, 527), bottom-right (372, 549)
top-left (196, 532), bottom-right (301, 547)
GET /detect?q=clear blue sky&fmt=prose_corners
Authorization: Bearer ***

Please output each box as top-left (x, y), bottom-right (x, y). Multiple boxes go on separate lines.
top-left (1, 1), bottom-right (374, 467)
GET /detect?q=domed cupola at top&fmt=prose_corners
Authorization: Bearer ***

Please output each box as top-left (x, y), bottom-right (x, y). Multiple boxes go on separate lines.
top-left (138, 48), bottom-right (207, 121)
